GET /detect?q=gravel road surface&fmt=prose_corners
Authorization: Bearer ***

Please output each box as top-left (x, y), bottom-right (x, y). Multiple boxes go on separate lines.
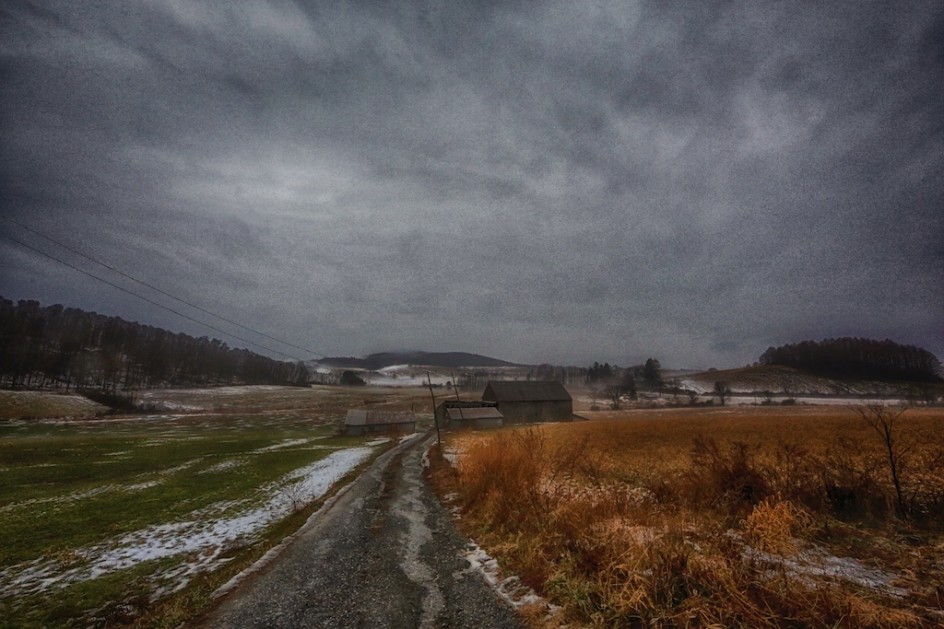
top-left (198, 434), bottom-right (524, 629)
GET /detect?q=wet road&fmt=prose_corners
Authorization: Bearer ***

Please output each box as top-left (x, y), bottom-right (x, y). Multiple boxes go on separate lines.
top-left (198, 434), bottom-right (523, 629)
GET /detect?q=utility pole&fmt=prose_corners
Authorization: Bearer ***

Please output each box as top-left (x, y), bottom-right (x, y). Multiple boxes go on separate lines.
top-left (451, 371), bottom-right (461, 401)
top-left (427, 371), bottom-right (441, 452)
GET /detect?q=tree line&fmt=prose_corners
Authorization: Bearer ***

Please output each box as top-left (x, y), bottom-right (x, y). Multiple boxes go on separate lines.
top-left (759, 337), bottom-right (942, 382)
top-left (0, 297), bottom-right (310, 391)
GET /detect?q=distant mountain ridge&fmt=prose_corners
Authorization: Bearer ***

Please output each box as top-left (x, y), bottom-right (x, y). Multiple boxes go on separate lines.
top-left (319, 351), bottom-right (517, 370)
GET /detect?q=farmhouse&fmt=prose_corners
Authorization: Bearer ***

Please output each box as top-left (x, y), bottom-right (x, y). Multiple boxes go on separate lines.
top-left (482, 380), bottom-right (573, 423)
top-left (344, 410), bottom-right (416, 436)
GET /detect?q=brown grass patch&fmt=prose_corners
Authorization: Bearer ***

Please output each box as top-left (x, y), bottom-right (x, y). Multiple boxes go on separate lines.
top-left (431, 406), bottom-right (944, 628)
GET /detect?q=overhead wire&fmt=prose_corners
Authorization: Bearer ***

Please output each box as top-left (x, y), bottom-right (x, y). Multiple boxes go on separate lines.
top-left (1, 231), bottom-right (309, 362)
top-left (4, 217), bottom-right (323, 358)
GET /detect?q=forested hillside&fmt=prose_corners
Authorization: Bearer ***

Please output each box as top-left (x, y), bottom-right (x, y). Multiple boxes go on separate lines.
top-left (0, 298), bottom-right (309, 391)
top-left (759, 337), bottom-right (942, 382)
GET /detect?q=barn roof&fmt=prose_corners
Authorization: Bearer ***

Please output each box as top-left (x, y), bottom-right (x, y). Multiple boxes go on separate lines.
top-left (483, 380), bottom-right (572, 402)
top-left (446, 407), bottom-right (504, 421)
top-left (345, 410), bottom-right (416, 426)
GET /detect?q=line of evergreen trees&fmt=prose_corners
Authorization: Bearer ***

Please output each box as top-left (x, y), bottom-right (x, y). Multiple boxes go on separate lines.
top-left (758, 337), bottom-right (942, 382)
top-left (0, 297), bottom-right (310, 391)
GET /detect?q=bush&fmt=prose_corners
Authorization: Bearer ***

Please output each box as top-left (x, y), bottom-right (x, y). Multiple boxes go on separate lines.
top-left (686, 437), bottom-right (770, 511)
top-left (339, 370), bottom-right (366, 386)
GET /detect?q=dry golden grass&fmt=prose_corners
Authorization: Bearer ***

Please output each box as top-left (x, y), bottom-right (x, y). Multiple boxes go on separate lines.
top-left (431, 406), bottom-right (944, 628)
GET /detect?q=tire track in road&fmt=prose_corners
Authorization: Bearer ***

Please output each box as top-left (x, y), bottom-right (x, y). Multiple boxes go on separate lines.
top-left (390, 445), bottom-right (445, 629)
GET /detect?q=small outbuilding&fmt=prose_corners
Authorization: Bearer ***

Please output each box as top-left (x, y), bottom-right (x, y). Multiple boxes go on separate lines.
top-left (482, 380), bottom-right (573, 423)
top-left (344, 410), bottom-right (416, 436)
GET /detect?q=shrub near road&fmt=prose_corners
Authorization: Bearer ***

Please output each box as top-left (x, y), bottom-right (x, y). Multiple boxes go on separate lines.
top-left (433, 406), bottom-right (944, 628)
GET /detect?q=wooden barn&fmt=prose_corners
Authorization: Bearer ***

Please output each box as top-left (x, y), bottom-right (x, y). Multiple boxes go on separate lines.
top-left (482, 380), bottom-right (573, 423)
top-left (344, 410), bottom-right (416, 436)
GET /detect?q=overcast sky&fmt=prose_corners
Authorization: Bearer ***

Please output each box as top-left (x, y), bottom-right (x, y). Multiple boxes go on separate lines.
top-left (1, 1), bottom-right (942, 369)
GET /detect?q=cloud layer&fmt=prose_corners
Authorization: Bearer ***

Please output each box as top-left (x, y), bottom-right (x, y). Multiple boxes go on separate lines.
top-left (2, 1), bottom-right (942, 367)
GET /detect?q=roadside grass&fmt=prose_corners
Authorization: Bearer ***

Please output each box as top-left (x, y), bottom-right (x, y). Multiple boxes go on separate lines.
top-left (0, 403), bottom-right (394, 628)
top-left (432, 406), bottom-right (944, 628)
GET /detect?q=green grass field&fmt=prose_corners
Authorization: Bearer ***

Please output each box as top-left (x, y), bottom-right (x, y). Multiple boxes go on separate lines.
top-left (0, 386), bottom-right (413, 628)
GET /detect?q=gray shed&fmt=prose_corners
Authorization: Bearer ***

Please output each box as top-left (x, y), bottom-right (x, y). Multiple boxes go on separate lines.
top-left (344, 410), bottom-right (416, 436)
top-left (445, 406), bottom-right (503, 430)
top-left (482, 380), bottom-right (573, 423)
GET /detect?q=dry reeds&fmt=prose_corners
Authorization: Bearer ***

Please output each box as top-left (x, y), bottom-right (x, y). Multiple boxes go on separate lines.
top-left (432, 406), bottom-right (944, 628)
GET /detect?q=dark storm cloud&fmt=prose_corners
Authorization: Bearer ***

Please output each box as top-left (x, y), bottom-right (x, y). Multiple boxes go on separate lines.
top-left (1, 0), bottom-right (942, 367)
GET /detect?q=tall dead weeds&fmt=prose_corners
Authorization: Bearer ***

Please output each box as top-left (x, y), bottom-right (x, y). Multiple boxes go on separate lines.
top-left (439, 409), bottom-right (944, 628)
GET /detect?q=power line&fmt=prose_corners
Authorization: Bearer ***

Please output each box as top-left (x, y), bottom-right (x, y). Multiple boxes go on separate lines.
top-left (2, 232), bottom-right (309, 362)
top-left (3, 217), bottom-right (323, 358)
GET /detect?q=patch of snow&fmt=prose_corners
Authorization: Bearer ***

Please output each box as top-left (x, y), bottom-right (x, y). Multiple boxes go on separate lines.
top-left (141, 385), bottom-right (289, 398)
top-left (399, 432), bottom-right (420, 444)
top-left (197, 459), bottom-right (247, 474)
top-left (364, 437), bottom-right (391, 447)
top-left (155, 402), bottom-right (202, 412)
top-left (363, 369), bottom-right (451, 388)
top-left (155, 459), bottom-right (204, 476)
top-left (0, 486), bottom-right (114, 514)
top-left (441, 447), bottom-right (460, 467)
top-left (456, 541), bottom-right (561, 616)
top-left (745, 543), bottom-right (908, 597)
top-left (255, 438), bottom-right (313, 452)
top-left (123, 480), bottom-right (161, 492)
top-left (679, 378), bottom-right (712, 394)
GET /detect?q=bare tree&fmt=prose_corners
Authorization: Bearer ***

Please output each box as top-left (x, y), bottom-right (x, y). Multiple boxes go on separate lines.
top-left (604, 385), bottom-right (622, 410)
top-left (713, 381), bottom-right (732, 406)
top-left (852, 405), bottom-right (911, 517)
top-left (280, 482), bottom-right (307, 512)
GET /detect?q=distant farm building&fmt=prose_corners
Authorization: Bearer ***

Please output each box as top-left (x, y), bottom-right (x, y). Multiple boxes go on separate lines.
top-left (344, 410), bottom-right (416, 436)
top-left (482, 380), bottom-right (573, 423)
top-left (436, 400), bottom-right (503, 429)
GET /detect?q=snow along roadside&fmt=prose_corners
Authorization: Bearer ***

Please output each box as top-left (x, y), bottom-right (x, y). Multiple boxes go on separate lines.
top-left (0, 447), bottom-right (375, 599)
top-left (211, 431), bottom-right (423, 599)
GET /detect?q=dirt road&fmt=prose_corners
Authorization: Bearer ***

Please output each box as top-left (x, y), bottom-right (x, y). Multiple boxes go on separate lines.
top-left (198, 434), bottom-right (523, 629)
